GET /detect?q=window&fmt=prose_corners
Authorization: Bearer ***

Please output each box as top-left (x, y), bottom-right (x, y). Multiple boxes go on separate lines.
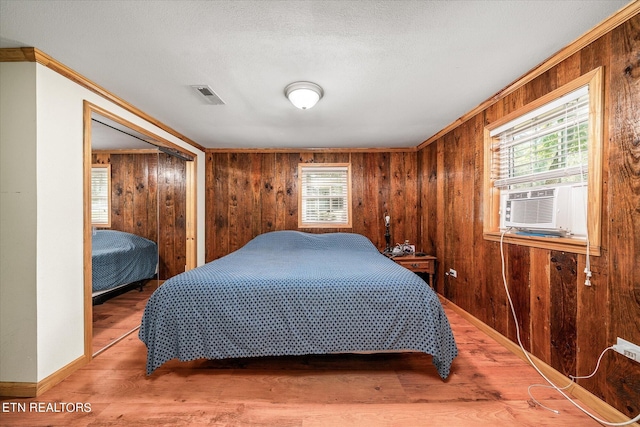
top-left (483, 68), bottom-right (603, 254)
top-left (491, 86), bottom-right (588, 190)
top-left (91, 164), bottom-right (111, 227)
top-left (298, 163), bottom-right (352, 228)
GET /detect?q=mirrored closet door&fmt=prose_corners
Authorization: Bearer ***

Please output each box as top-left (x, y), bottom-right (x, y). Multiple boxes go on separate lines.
top-left (87, 110), bottom-right (194, 356)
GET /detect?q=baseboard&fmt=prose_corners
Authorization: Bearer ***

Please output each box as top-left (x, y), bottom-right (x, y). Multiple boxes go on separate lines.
top-left (0, 381), bottom-right (37, 398)
top-left (439, 296), bottom-right (639, 427)
top-left (0, 354), bottom-right (89, 397)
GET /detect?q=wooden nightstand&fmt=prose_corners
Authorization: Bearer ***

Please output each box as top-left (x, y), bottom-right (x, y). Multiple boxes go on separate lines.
top-left (390, 254), bottom-right (437, 288)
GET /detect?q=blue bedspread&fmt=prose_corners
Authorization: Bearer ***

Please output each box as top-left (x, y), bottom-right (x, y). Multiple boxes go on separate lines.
top-left (92, 230), bottom-right (158, 293)
top-left (139, 231), bottom-right (457, 379)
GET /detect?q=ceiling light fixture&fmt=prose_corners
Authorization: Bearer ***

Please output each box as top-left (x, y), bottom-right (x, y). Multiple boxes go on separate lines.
top-left (284, 81), bottom-right (323, 110)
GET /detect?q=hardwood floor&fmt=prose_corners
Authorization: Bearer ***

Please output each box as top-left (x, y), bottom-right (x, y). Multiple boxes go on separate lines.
top-left (2, 297), bottom-right (607, 426)
top-left (92, 282), bottom-right (158, 354)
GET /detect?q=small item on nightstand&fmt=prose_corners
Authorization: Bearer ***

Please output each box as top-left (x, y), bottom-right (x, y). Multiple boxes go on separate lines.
top-left (415, 252), bottom-right (426, 257)
top-left (391, 241), bottom-right (415, 256)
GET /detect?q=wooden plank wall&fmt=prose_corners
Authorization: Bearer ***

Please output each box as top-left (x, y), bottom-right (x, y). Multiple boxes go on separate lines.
top-left (157, 153), bottom-right (187, 279)
top-left (205, 151), bottom-right (419, 262)
top-left (92, 152), bottom-right (187, 279)
top-left (418, 15), bottom-right (639, 419)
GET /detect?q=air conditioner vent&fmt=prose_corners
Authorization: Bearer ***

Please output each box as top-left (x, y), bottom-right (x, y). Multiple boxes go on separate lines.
top-left (508, 198), bottom-right (554, 224)
top-left (499, 184), bottom-right (588, 237)
top-left (191, 85), bottom-right (225, 105)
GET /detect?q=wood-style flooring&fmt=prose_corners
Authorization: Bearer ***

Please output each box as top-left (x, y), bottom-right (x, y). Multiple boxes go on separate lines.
top-left (92, 282), bottom-right (158, 354)
top-left (2, 291), bottom-right (605, 426)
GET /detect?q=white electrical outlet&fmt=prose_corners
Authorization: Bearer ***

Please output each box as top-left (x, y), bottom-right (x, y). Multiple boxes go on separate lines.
top-left (614, 337), bottom-right (640, 363)
top-left (449, 268), bottom-right (457, 278)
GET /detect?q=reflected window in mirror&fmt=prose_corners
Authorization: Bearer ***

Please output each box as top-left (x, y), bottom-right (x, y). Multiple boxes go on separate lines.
top-left (91, 164), bottom-right (111, 228)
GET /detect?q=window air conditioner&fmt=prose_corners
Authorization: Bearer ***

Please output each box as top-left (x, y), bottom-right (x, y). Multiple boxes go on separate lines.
top-left (499, 184), bottom-right (587, 236)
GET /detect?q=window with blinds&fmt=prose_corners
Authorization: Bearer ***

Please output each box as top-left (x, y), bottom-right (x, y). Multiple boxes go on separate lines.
top-left (482, 67), bottom-right (604, 254)
top-left (91, 164), bottom-right (111, 227)
top-left (298, 163), bottom-right (352, 228)
top-left (490, 86), bottom-right (589, 190)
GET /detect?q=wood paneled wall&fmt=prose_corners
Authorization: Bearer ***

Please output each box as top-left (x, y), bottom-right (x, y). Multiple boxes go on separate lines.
top-left (205, 151), bottom-right (419, 262)
top-left (157, 153), bottom-right (188, 279)
top-left (418, 15), bottom-right (639, 419)
top-left (92, 152), bottom-right (187, 279)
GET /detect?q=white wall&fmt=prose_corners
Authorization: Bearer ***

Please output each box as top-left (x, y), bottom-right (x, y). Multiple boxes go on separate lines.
top-left (35, 64), bottom-right (91, 379)
top-left (0, 62), bottom-right (38, 382)
top-left (0, 61), bottom-right (206, 383)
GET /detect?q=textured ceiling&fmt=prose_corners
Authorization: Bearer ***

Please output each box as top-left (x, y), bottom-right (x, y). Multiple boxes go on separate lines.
top-left (0, 0), bottom-right (630, 149)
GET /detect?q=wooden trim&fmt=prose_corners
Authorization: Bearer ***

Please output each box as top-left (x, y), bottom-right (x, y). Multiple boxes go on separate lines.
top-left (417, 1), bottom-right (640, 150)
top-left (0, 355), bottom-right (88, 397)
top-left (439, 297), bottom-right (639, 427)
top-left (0, 47), bottom-right (37, 62)
top-left (486, 68), bottom-right (602, 132)
top-left (185, 160), bottom-right (197, 271)
top-left (0, 382), bottom-right (37, 398)
top-left (83, 102), bottom-right (93, 361)
top-left (587, 67), bottom-right (604, 256)
top-left (34, 355), bottom-right (89, 397)
top-left (483, 231), bottom-right (601, 256)
top-left (207, 147), bottom-right (417, 154)
top-left (0, 47), bottom-right (206, 153)
top-left (483, 127), bottom-right (500, 236)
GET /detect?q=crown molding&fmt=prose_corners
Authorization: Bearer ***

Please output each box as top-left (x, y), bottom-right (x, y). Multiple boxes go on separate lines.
top-left (0, 47), bottom-right (206, 153)
top-left (417, 0), bottom-right (640, 150)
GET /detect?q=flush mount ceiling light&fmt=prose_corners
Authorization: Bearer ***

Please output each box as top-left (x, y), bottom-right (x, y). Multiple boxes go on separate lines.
top-left (284, 81), bottom-right (323, 110)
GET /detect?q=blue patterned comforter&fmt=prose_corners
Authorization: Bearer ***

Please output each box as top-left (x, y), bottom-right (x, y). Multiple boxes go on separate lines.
top-left (92, 230), bottom-right (158, 293)
top-left (139, 231), bottom-right (457, 378)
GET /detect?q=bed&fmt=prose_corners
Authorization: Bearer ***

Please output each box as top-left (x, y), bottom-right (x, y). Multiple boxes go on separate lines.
top-left (92, 229), bottom-right (158, 305)
top-left (139, 231), bottom-right (457, 379)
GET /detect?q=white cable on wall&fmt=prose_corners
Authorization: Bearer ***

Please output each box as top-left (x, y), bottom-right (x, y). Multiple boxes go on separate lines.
top-left (499, 229), bottom-right (640, 426)
top-left (573, 110), bottom-right (592, 287)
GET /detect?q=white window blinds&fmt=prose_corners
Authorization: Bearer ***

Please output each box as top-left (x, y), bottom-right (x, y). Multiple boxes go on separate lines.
top-left (91, 165), bottom-right (111, 226)
top-left (299, 165), bottom-right (350, 225)
top-left (490, 86), bottom-right (589, 189)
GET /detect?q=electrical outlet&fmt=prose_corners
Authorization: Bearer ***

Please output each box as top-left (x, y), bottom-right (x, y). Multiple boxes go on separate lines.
top-left (449, 268), bottom-right (457, 278)
top-left (614, 337), bottom-right (640, 363)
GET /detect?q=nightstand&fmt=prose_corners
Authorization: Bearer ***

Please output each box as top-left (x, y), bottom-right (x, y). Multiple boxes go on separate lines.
top-left (390, 254), bottom-right (437, 288)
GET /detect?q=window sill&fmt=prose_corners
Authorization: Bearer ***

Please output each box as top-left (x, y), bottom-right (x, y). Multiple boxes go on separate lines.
top-left (298, 223), bottom-right (352, 229)
top-left (483, 231), bottom-right (601, 256)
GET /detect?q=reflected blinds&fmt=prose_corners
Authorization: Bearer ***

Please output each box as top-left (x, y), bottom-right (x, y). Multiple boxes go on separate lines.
top-left (91, 165), bottom-right (110, 226)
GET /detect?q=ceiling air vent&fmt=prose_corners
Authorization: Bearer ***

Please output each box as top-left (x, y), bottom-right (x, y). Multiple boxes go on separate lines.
top-left (191, 85), bottom-right (225, 105)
